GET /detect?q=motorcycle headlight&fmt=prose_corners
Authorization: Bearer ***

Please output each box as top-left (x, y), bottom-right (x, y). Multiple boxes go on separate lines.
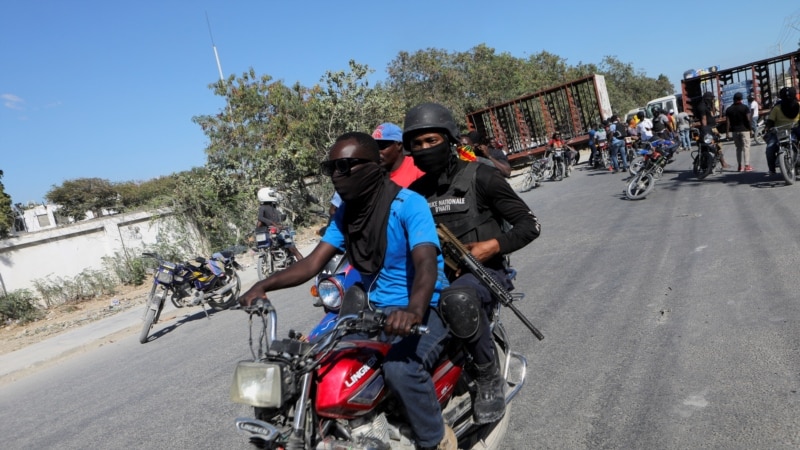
top-left (230, 361), bottom-right (285, 408)
top-left (317, 278), bottom-right (343, 311)
top-left (703, 134), bottom-right (714, 145)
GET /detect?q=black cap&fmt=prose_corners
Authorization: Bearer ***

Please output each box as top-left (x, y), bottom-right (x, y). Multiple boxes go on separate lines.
top-left (733, 92), bottom-right (743, 101)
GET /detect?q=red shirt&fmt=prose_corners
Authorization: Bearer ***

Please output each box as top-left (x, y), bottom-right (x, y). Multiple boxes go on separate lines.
top-left (390, 155), bottom-right (425, 188)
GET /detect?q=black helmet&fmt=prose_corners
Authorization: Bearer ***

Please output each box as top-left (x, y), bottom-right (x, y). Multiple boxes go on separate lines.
top-left (403, 102), bottom-right (460, 149)
top-left (651, 106), bottom-right (662, 117)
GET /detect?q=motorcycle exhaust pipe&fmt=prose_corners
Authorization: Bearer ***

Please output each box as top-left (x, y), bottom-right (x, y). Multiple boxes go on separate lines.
top-left (202, 277), bottom-right (238, 300)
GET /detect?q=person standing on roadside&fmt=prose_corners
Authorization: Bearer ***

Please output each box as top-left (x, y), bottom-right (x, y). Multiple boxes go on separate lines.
top-left (725, 92), bottom-right (753, 172)
top-left (675, 110), bottom-right (692, 151)
top-left (749, 94), bottom-right (762, 144)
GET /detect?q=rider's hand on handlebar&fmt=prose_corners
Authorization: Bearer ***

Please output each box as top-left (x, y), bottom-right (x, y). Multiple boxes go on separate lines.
top-left (238, 284), bottom-right (268, 309)
top-left (384, 310), bottom-right (423, 337)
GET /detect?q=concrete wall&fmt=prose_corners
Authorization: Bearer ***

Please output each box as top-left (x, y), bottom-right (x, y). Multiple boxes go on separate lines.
top-left (0, 209), bottom-right (203, 295)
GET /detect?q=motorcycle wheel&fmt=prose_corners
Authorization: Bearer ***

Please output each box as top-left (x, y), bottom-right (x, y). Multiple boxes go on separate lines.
top-left (554, 162), bottom-right (564, 181)
top-left (778, 143), bottom-right (798, 185)
top-left (697, 152), bottom-right (714, 180)
top-left (256, 251), bottom-right (269, 281)
top-left (625, 173), bottom-right (656, 200)
top-left (207, 271), bottom-right (241, 310)
top-left (628, 156), bottom-right (645, 176)
top-left (520, 172), bottom-right (536, 192)
top-left (139, 284), bottom-right (165, 344)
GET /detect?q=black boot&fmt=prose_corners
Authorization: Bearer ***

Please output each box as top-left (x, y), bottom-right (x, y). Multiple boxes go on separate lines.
top-left (471, 361), bottom-right (506, 424)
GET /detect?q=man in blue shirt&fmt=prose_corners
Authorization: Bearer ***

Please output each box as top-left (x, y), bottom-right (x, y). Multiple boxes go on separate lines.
top-left (239, 132), bottom-right (455, 450)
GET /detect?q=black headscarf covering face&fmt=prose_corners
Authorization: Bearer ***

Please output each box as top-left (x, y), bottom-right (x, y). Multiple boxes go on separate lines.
top-left (332, 163), bottom-right (401, 275)
top-left (779, 87), bottom-right (799, 119)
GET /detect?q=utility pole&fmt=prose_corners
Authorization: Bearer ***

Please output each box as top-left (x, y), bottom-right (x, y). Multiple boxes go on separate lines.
top-left (206, 11), bottom-right (233, 118)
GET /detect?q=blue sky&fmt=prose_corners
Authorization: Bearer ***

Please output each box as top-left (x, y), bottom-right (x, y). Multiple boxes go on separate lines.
top-left (3, 0), bottom-right (799, 204)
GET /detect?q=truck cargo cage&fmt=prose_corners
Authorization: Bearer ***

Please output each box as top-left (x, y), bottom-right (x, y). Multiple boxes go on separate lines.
top-left (466, 74), bottom-right (612, 167)
top-left (681, 50), bottom-right (800, 132)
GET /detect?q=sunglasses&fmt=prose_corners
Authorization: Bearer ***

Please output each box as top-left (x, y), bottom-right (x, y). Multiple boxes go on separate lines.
top-left (319, 158), bottom-right (372, 176)
top-left (377, 140), bottom-right (399, 150)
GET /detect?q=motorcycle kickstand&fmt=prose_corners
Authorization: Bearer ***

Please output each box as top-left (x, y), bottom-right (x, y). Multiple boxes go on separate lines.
top-left (200, 302), bottom-right (210, 319)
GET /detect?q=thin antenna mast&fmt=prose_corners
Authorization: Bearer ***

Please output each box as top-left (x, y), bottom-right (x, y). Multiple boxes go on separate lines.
top-left (206, 11), bottom-right (233, 117)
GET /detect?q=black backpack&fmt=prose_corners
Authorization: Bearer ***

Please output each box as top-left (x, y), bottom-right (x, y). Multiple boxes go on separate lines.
top-left (613, 122), bottom-right (627, 139)
top-left (652, 115), bottom-right (666, 134)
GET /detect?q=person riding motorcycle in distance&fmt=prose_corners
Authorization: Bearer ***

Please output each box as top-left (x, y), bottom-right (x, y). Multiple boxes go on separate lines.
top-left (240, 132), bottom-right (456, 450)
top-left (256, 187), bottom-right (304, 262)
top-left (548, 131), bottom-right (578, 175)
top-left (763, 86), bottom-right (800, 177)
top-left (404, 103), bottom-right (541, 425)
top-left (695, 91), bottom-right (731, 169)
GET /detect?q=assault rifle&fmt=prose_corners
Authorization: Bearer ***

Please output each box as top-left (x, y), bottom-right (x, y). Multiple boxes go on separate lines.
top-left (436, 224), bottom-right (544, 341)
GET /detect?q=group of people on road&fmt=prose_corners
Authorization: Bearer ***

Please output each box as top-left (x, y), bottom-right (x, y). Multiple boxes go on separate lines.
top-left (701, 87), bottom-right (799, 176)
top-left (242, 103), bottom-right (540, 450)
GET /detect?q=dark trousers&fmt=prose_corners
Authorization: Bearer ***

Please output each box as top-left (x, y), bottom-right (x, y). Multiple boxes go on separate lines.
top-left (450, 267), bottom-right (513, 366)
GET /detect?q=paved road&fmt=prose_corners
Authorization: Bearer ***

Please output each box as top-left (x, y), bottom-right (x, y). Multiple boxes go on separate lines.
top-left (1, 142), bottom-right (799, 449)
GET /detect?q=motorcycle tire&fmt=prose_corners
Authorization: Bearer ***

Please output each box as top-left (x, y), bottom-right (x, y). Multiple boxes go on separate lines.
top-left (554, 162), bottom-right (564, 181)
top-left (778, 143), bottom-right (798, 185)
top-left (256, 252), bottom-right (269, 281)
top-left (139, 284), bottom-right (166, 344)
top-left (628, 156), bottom-right (645, 176)
top-left (207, 271), bottom-right (241, 310)
top-left (520, 172), bottom-right (536, 192)
top-left (625, 173), bottom-right (656, 200)
top-left (696, 152), bottom-right (714, 180)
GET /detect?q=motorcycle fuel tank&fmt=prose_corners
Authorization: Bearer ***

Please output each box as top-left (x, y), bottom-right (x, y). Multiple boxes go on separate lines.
top-left (315, 340), bottom-right (390, 419)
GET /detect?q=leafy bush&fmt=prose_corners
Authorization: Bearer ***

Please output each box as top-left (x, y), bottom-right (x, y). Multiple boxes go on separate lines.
top-left (31, 269), bottom-right (119, 308)
top-left (0, 289), bottom-right (43, 325)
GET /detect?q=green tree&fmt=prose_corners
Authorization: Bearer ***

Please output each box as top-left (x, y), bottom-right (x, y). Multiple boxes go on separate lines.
top-left (45, 178), bottom-right (117, 221)
top-left (114, 176), bottom-right (178, 211)
top-left (0, 170), bottom-right (12, 238)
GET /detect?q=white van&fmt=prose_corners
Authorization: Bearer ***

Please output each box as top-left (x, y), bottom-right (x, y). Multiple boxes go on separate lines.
top-left (645, 94), bottom-right (683, 117)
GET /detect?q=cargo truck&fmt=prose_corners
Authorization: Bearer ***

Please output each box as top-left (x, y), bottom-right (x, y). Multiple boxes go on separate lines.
top-left (466, 74), bottom-right (613, 167)
top-left (680, 50), bottom-right (800, 132)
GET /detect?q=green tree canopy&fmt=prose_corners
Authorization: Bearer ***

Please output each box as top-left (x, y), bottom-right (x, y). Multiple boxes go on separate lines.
top-left (46, 178), bottom-right (117, 221)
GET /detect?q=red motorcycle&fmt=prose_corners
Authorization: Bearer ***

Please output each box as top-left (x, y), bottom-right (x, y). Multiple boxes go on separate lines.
top-left (230, 285), bottom-right (528, 449)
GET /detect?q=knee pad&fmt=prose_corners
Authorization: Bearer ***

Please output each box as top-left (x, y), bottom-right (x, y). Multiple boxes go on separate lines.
top-left (439, 286), bottom-right (481, 339)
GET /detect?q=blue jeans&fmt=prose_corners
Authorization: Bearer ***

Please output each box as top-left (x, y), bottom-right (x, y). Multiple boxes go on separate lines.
top-left (609, 139), bottom-right (628, 171)
top-left (381, 307), bottom-right (449, 447)
top-left (679, 128), bottom-right (691, 149)
top-left (751, 116), bottom-right (759, 140)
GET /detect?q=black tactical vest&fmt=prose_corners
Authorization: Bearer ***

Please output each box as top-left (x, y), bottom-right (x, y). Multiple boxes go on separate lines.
top-left (427, 163), bottom-right (502, 245)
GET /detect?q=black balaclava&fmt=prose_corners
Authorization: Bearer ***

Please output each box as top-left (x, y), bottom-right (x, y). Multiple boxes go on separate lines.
top-left (411, 138), bottom-right (452, 174)
top-left (779, 87), bottom-right (799, 119)
top-left (332, 162), bottom-right (400, 275)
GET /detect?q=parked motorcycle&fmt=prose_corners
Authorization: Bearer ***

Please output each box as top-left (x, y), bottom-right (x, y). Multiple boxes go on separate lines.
top-left (139, 251), bottom-right (242, 344)
top-left (255, 226), bottom-right (298, 280)
top-left (625, 138), bottom-right (678, 200)
top-left (520, 151), bottom-right (554, 191)
top-left (773, 123), bottom-right (800, 185)
top-left (691, 128), bottom-right (722, 180)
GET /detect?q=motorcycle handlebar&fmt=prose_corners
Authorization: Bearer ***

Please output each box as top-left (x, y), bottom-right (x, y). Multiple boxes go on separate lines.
top-left (360, 310), bottom-right (430, 335)
top-left (243, 298), bottom-right (274, 315)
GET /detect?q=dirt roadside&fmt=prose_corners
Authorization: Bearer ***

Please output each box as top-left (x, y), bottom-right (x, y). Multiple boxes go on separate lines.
top-left (0, 227), bottom-right (325, 357)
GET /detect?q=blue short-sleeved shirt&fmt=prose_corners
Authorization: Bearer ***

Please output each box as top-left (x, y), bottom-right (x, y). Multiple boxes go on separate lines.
top-left (322, 188), bottom-right (447, 308)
